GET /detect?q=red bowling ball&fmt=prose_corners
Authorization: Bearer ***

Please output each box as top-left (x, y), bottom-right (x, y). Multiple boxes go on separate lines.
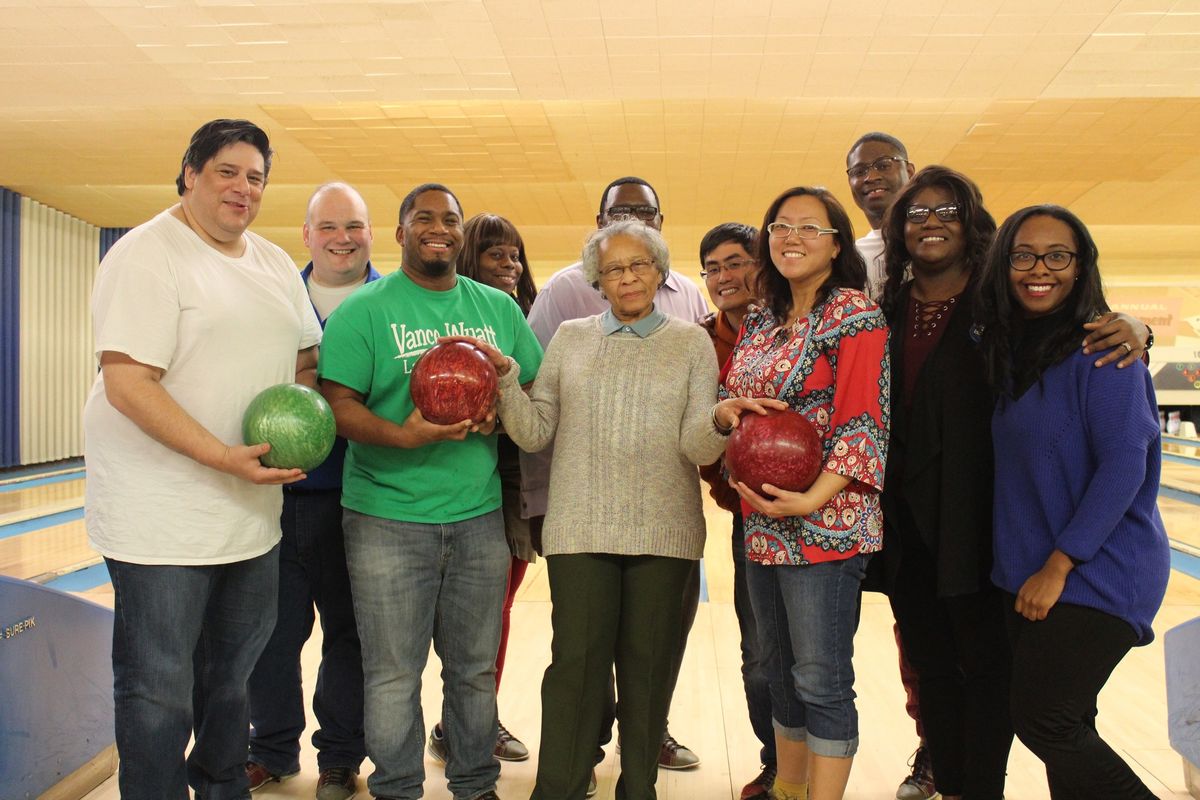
top-left (726, 408), bottom-right (824, 495)
top-left (410, 341), bottom-right (499, 425)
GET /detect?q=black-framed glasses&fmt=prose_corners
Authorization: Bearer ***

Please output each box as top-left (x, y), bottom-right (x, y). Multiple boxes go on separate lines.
top-left (906, 203), bottom-right (960, 224)
top-left (846, 155), bottom-right (907, 180)
top-left (606, 205), bottom-right (659, 222)
top-left (765, 222), bottom-right (838, 240)
top-left (599, 257), bottom-right (657, 282)
top-left (1008, 251), bottom-right (1077, 272)
top-left (700, 258), bottom-right (756, 279)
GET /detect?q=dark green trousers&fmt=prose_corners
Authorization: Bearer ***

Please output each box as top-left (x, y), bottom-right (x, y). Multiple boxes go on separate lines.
top-left (532, 553), bottom-right (693, 800)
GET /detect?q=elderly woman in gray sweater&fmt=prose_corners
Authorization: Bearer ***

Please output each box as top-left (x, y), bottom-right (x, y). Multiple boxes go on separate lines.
top-left (462, 220), bottom-right (779, 800)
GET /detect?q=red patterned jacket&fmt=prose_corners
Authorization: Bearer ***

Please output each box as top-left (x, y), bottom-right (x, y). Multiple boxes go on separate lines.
top-left (722, 288), bottom-right (891, 565)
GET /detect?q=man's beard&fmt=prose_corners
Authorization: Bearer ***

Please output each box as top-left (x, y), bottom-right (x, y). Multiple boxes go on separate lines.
top-left (412, 254), bottom-right (455, 277)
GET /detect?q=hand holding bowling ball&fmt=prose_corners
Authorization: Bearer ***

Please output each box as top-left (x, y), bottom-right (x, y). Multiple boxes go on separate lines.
top-left (410, 341), bottom-right (499, 425)
top-left (241, 383), bottom-right (337, 472)
top-left (725, 408), bottom-right (824, 497)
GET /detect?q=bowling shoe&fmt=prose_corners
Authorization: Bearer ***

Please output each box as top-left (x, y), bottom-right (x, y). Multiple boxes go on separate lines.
top-left (315, 766), bottom-right (358, 800)
top-left (494, 721), bottom-right (530, 761)
top-left (895, 745), bottom-right (937, 800)
top-left (740, 763), bottom-right (776, 800)
top-left (245, 761), bottom-right (299, 791)
top-left (658, 733), bottom-right (700, 770)
top-left (426, 723), bottom-right (449, 764)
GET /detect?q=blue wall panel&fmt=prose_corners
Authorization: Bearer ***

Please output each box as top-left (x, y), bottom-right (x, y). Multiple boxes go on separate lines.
top-left (0, 188), bottom-right (20, 468)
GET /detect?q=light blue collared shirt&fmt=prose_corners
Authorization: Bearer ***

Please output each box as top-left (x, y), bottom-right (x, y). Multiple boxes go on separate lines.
top-left (600, 306), bottom-right (667, 338)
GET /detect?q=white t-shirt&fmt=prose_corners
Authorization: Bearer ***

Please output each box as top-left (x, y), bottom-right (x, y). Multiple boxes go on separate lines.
top-left (84, 210), bottom-right (323, 565)
top-left (307, 275), bottom-right (364, 321)
top-left (856, 228), bottom-right (886, 302)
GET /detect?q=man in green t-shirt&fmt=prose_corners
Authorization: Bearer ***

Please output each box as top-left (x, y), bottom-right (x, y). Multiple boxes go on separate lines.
top-left (319, 183), bottom-right (542, 800)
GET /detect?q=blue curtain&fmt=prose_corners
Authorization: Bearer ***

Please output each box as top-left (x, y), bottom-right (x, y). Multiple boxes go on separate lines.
top-left (99, 227), bottom-right (129, 261)
top-left (0, 188), bottom-right (20, 467)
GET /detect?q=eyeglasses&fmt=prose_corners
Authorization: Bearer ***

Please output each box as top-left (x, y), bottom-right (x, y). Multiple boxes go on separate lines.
top-left (765, 222), bottom-right (838, 240)
top-left (700, 258), bottom-right (756, 279)
top-left (599, 257), bottom-right (657, 282)
top-left (846, 156), bottom-right (908, 180)
top-left (906, 203), bottom-right (960, 224)
top-left (605, 205), bottom-right (659, 222)
top-left (1008, 251), bottom-right (1077, 272)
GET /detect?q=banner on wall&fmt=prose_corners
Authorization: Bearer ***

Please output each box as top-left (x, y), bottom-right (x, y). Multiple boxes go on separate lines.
top-left (1109, 287), bottom-right (1200, 406)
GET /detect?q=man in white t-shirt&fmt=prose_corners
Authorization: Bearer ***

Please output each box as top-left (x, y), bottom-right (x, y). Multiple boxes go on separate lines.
top-left (845, 132), bottom-right (917, 301)
top-left (84, 119), bottom-right (322, 800)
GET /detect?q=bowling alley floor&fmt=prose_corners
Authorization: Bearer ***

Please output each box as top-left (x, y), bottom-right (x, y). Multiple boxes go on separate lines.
top-left (3, 460), bottom-right (1198, 800)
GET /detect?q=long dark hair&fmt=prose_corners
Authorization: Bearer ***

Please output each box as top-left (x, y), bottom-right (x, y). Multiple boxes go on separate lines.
top-left (458, 213), bottom-right (538, 315)
top-left (879, 165), bottom-right (996, 319)
top-left (974, 204), bottom-right (1108, 395)
top-left (754, 187), bottom-right (866, 322)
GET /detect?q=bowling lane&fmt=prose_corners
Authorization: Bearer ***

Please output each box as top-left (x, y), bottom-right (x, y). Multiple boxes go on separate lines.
top-left (1160, 496), bottom-right (1200, 552)
top-left (1163, 434), bottom-right (1200, 459)
top-left (1162, 460), bottom-right (1200, 495)
top-left (0, 517), bottom-right (97, 580)
top-left (0, 476), bottom-right (84, 526)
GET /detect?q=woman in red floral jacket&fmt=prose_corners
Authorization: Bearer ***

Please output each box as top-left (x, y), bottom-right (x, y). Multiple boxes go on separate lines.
top-left (724, 186), bottom-right (890, 800)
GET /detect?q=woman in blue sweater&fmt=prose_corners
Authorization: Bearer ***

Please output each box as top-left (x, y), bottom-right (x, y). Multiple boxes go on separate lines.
top-left (975, 205), bottom-right (1170, 800)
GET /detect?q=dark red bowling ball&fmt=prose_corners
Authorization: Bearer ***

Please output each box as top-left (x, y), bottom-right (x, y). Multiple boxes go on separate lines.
top-left (726, 408), bottom-right (824, 495)
top-left (410, 341), bottom-right (499, 425)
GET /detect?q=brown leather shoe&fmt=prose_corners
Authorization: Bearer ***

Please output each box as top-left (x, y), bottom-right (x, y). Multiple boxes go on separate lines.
top-left (244, 761), bottom-right (298, 792)
top-left (740, 763), bottom-right (776, 800)
top-left (316, 766), bottom-right (358, 800)
top-left (657, 733), bottom-right (700, 770)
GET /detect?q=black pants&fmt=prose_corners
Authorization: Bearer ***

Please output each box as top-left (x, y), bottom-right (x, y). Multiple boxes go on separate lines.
top-left (1006, 599), bottom-right (1157, 800)
top-left (890, 540), bottom-right (1012, 799)
top-left (596, 558), bottom-right (700, 758)
top-left (533, 554), bottom-right (692, 800)
top-left (731, 513), bottom-right (776, 767)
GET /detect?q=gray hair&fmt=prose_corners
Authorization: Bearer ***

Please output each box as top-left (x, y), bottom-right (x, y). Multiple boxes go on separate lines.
top-left (581, 220), bottom-right (671, 288)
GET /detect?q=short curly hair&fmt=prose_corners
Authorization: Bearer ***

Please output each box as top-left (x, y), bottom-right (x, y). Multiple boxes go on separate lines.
top-left (580, 220), bottom-right (671, 289)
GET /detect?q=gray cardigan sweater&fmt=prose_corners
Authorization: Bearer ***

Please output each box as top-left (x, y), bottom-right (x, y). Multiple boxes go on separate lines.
top-left (497, 315), bottom-right (727, 560)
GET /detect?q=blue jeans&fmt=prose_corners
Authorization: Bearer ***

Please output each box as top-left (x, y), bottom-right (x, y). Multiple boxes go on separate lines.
top-left (343, 508), bottom-right (508, 800)
top-left (248, 488), bottom-right (365, 774)
top-left (746, 553), bottom-right (868, 758)
top-left (105, 546), bottom-right (279, 800)
top-left (731, 514), bottom-right (775, 767)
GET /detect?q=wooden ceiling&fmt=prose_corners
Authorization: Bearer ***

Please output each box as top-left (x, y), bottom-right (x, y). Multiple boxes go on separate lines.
top-left (1, 0), bottom-right (1198, 282)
